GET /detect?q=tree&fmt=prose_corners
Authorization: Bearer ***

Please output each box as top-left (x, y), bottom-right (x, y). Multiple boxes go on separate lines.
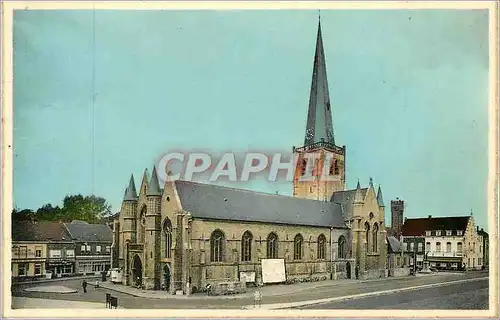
top-left (61, 194), bottom-right (112, 223)
top-left (13, 194), bottom-right (112, 224)
top-left (12, 208), bottom-right (36, 221)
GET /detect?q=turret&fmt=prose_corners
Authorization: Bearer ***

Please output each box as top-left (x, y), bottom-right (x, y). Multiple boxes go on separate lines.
top-left (144, 166), bottom-right (162, 290)
top-left (119, 175), bottom-right (138, 260)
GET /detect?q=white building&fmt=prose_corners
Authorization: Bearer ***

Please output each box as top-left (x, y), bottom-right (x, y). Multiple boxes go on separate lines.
top-left (402, 215), bottom-right (482, 271)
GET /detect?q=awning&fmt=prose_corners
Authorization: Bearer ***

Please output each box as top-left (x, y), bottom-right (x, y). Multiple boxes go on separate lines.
top-left (427, 256), bottom-right (461, 262)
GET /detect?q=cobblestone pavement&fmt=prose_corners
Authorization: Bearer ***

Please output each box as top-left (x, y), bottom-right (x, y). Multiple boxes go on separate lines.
top-left (299, 278), bottom-right (489, 310)
top-left (11, 271), bottom-right (488, 309)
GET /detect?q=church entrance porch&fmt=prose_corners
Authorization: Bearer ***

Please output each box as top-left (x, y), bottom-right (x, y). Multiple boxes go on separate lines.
top-left (131, 254), bottom-right (143, 289)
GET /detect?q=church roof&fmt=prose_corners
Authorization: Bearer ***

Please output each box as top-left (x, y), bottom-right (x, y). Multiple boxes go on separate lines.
top-left (174, 180), bottom-right (346, 228)
top-left (304, 20), bottom-right (336, 147)
top-left (330, 188), bottom-right (368, 213)
top-left (387, 236), bottom-right (402, 253)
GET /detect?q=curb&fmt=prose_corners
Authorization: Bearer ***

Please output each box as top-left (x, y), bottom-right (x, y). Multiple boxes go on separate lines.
top-left (244, 276), bottom-right (489, 310)
top-left (12, 275), bottom-right (100, 286)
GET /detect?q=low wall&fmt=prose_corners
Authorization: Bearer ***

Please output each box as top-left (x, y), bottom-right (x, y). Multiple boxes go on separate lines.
top-left (391, 267), bottom-right (410, 277)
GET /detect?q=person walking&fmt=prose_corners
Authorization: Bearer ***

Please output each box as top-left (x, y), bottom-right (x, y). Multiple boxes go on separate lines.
top-left (82, 280), bottom-right (87, 293)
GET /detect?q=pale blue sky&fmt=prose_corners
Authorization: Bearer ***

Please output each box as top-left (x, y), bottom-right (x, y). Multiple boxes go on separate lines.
top-left (13, 9), bottom-right (489, 228)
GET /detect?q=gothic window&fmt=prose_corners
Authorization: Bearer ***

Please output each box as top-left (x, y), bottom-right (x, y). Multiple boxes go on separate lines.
top-left (163, 218), bottom-right (172, 258)
top-left (241, 231), bottom-right (253, 262)
top-left (293, 234), bottom-right (303, 260)
top-left (329, 159), bottom-right (339, 176)
top-left (372, 223), bottom-right (379, 253)
top-left (364, 222), bottom-right (370, 253)
top-left (210, 230), bottom-right (225, 262)
top-left (267, 233), bottom-right (278, 259)
top-left (139, 206), bottom-right (147, 244)
top-left (317, 234), bottom-right (326, 260)
top-left (338, 235), bottom-right (346, 259)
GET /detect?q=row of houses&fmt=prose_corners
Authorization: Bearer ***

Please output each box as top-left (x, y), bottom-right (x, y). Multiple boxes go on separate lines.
top-left (11, 220), bottom-right (113, 280)
top-left (398, 215), bottom-right (488, 271)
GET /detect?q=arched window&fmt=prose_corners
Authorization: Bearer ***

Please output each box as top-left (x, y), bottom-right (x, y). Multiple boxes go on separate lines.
top-left (300, 158), bottom-right (308, 176)
top-left (364, 222), bottom-right (370, 252)
top-left (329, 159), bottom-right (339, 175)
top-left (241, 231), bottom-right (252, 262)
top-left (317, 234), bottom-right (326, 260)
top-left (457, 242), bottom-right (463, 253)
top-left (446, 242), bottom-right (451, 253)
top-left (163, 218), bottom-right (172, 258)
top-left (436, 242), bottom-right (441, 252)
top-left (267, 233), bottom-right (278, 259)
top-left (372, 223), bottom-right (379, 253)
top-left (338, 235), bottom-right (346, 259)
top-left (210, 230), bottom-right (225, 262)
top-left (139, 206), bottom-right (147, 244)
top-left (294, 234), bottom-right (303, 260)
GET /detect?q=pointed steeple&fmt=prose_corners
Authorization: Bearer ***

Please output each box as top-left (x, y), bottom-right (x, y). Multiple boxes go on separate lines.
top-left (376, 185), bottom-right (385, 207)
top-left (124, 174), bottom-right (137, 201)
top-left (147, 166), bottom-right (161, 196)
top-left (354, 179), bottom-right (364, 204)
top-left (369, 177), bottom-right (374, 188)
top-left (304, 19), bottom-right (335, 147)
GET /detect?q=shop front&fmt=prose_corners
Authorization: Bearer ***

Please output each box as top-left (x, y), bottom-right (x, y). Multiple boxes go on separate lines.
top-left (46, 259), bottom-right (75, 278)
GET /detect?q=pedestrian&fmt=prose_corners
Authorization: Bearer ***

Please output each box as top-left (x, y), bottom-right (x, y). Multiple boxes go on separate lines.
top-left (95, 280), bottom-right (100, 289)
top-left (82, 280), bottom-right (87, 293)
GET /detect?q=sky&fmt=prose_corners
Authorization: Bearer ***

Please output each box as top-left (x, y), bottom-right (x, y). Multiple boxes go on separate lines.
top-left (13, 9), bottom-right (490, 229)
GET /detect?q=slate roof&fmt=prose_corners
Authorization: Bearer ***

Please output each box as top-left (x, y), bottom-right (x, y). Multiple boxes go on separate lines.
top-left (124, 174), bottom-right (138, 201)
top-left (402, 216), bottom-right (470, 236)
top-left (12, 221), bottom-right (72, 242)
top-left (304, 20), bottom-right (336, 147)
top-left (147, 166), bottom-right (162, 196)
top-left (64, 220), bottom-right (113, 242)
top-left (387, 236), bottom-right (402, 253)
top-left (174, 180), bottom-right (346, 228)
top-left (330, 188), bottom-right (368, 214)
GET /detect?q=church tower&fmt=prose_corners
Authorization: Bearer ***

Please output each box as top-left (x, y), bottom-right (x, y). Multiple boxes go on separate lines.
top-left (293, 19), bottom-right (346, 201)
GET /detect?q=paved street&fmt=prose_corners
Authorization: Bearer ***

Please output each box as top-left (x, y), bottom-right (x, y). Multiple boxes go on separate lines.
top-left (11, 271), bottom-right (488, 309)
top-left (299, 278), bottom-right (489, 310)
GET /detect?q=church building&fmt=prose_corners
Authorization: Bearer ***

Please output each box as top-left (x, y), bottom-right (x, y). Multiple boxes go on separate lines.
top-left (112, 20), bottom-right (388, 293)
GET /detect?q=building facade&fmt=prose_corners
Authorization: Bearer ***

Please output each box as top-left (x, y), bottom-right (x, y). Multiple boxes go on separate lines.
top-left (402, 215), bottom-right (483, 271)
top-left (64, 221), bottom-right (112, 275)
top-left (477, 227), bottom-right (489, 269)
top-left (112, 21), bottom-right (388, 293)
top-left (11, 241), bottom-right (47, 280)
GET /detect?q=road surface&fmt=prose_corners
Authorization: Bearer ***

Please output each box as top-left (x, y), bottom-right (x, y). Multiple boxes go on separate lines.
top-left (299, 278), bottom-right (488, 309)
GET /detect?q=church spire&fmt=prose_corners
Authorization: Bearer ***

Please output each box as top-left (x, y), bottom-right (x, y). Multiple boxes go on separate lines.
top-left (304, 19), bottom-right (335, 147)
top-left (124, 174), bottom-right (137, 201)
top-left (376, 185), bottom-right (385, 207)
top-left (147, 166), bottom-right (162, 196)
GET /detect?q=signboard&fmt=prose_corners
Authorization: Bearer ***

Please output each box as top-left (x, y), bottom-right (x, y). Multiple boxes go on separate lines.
top-left (261, 258), bottom-right (286, 283)
top-left (239, 271), bottom-right (256, 283)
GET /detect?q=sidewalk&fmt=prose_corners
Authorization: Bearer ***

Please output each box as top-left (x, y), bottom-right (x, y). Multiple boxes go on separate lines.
top-left (11, 297), bottom-right (122, 309)
top-left (92, 272), bottom-right (446, 300)
top-left (12, 275), bottom-right (100, 286)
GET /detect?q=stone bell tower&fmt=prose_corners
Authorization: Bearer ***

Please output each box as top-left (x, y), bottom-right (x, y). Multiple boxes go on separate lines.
top-left (293, 19), bottom-right (346, 201)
